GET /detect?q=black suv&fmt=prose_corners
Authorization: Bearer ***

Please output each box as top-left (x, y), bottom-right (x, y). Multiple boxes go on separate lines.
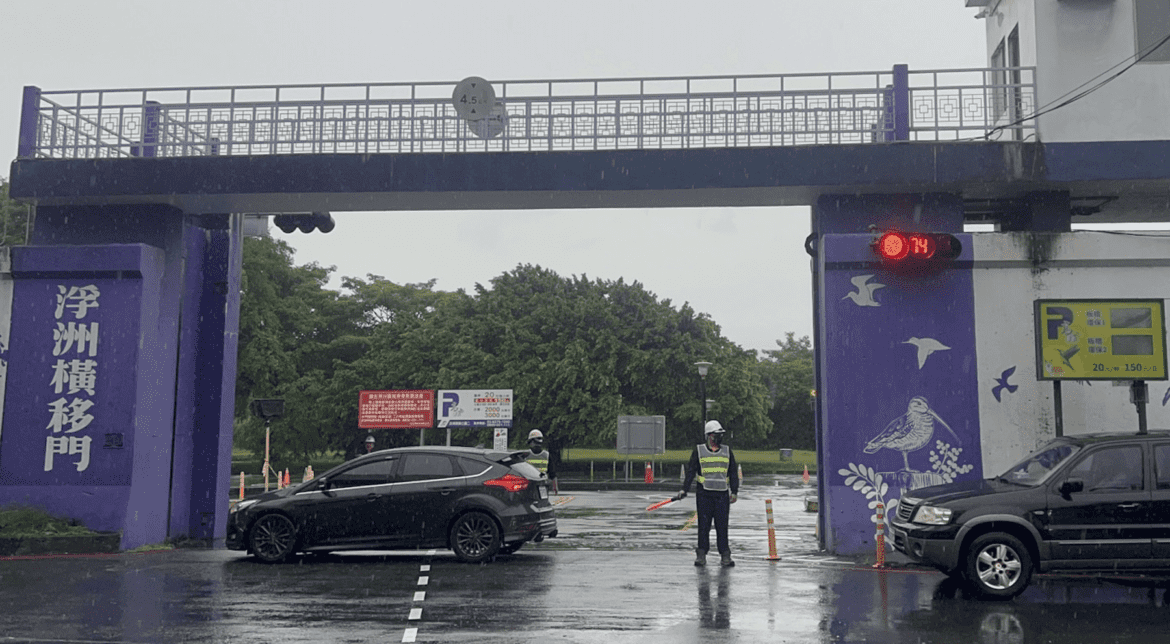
top-left (892, 431), bottom-right (1170, 598)
top-left (227, 446), bottom-right (557, 563)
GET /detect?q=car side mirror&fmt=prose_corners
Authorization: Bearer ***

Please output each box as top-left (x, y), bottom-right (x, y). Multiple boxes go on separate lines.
top-left (1060, 478), bottom-right (1084, 497)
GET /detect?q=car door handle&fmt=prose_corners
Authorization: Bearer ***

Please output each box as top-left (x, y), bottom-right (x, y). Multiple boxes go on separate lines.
top-left (1118, 503), bottom-right (1142, 509)
top-left (366, 493), bottom-right (381, 502)
top-left (435, 488), bottom-right (456, 496)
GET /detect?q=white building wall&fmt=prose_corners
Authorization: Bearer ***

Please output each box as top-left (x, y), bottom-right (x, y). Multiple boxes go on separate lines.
top-left (978, 0), bottom-right (1170, 142)
top-left (972, 231), bottom-right (1170, 476)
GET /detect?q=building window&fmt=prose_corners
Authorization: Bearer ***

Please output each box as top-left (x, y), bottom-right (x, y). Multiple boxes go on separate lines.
top-left (991, 38), bottom-right (1007, 119)
top-left (1135, 0), bottom-right (1170, 63)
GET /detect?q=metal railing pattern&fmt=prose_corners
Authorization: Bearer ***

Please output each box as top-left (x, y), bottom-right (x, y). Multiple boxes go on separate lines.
top-left (20, 67), bottom-right (1036, 159)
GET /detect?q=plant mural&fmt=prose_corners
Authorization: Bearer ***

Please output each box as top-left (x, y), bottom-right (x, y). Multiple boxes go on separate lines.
top-left (838, 463), bottom-right (898, 535)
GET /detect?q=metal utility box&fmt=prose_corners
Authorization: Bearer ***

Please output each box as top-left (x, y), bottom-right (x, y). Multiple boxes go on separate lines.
top-left (616, 415), bottom-right (666, 455)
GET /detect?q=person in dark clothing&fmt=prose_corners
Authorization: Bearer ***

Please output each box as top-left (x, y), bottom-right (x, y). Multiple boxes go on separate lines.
top-left (677, 420), bottom-right (739, 567)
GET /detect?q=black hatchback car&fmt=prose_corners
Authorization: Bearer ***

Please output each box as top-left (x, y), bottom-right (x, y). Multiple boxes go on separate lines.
top-left (227, 446), bottom-right (557, 563)
top-left (892, 431), bottom-right (1170, 598)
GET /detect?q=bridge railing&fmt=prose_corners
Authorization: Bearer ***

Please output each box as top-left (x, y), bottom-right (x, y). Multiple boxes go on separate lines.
top-left (17, 66), bottom-right (1036, 159)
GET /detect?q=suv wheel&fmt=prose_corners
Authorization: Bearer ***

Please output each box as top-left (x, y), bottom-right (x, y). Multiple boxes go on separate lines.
top-left (450, 511), bottom-right (501, 563)
top-left (964, 532), bottom-right (1032, 599)
top-left (250, 514), bottom-right (297, 563)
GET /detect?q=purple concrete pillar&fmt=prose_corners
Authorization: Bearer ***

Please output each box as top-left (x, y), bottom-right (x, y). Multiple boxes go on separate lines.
top-left (892, 64), bottom-right (910, 142)
top-left (18, 86), bottom-right (40, 158)
top-left (811, 194), bottom-right (972, 555)
top-left (170, 214), bottom-right (242, 545)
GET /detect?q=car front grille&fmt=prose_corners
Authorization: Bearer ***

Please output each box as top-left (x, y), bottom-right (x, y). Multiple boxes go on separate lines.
top-left (896, 498), bottom-right (918, 523)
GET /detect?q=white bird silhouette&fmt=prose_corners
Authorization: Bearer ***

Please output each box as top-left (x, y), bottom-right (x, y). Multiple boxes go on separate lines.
top-left (864, 396), bottom-right (960, 471)
top-left (842, 275), bottom-right (885, 307)
top-left (904, 337), bottom-right (950, 369)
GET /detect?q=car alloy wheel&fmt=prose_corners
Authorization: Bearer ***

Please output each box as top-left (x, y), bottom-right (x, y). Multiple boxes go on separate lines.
top-left (450, 511), bottom-right (501, 563)
top-left (965, 532), bottom-right (1032, 599)
top-left (250, 514), bottom-right (297, 563)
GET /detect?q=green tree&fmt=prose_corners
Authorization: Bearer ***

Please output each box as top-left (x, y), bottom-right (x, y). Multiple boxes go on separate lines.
top-left (756, 332), bottom-right (816, 450)
top-left (234, 237), bottom-right (363, 463)
top-left (0, 178), bottom-right (32, 247)
top-left (323, 264), bottom-right (773, 454)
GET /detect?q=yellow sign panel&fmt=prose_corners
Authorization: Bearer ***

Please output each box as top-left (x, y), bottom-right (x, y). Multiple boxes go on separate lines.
top-left (1034, 300), bottom-right (1167, 380)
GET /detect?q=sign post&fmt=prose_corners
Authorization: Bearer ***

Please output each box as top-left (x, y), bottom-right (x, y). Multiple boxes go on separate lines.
top-left (1035, 299), bottom-right (1167, 435)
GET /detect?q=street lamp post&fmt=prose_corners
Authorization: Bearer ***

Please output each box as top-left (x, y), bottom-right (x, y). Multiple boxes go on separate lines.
top-left (694, 361), bottom-right (712, 435)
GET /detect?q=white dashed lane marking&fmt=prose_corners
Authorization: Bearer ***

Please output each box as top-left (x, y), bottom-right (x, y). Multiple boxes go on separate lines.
top-left (401, 551), bottom-right (437, 643)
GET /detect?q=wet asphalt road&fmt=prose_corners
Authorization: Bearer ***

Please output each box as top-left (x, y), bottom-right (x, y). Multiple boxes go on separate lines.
top-left (4, 477), bottom-right (1170, 643)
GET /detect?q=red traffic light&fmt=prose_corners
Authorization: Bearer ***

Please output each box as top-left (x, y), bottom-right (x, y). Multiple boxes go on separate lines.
top-left (873, 231), bottom-right (961, 264)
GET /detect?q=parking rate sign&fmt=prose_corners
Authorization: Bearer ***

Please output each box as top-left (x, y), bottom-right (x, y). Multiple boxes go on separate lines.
top-left (358, 390), bottom-right (435, 429)
top-left (437, 389), bottom-right (513, 427)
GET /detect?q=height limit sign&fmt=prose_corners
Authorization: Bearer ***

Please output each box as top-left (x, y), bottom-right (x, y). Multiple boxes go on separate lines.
top-left (452, 76), bottom-right (496, 120)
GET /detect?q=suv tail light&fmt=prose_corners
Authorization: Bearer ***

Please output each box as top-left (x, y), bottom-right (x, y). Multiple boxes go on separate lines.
top-left (483, 473), bottom-right (529, 493)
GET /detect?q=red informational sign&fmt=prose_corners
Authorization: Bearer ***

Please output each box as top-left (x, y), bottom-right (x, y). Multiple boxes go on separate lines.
top-left (358, 390), bottom-right (435, 429)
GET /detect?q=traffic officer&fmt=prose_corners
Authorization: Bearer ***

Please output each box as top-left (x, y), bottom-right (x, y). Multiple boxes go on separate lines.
top-left (525, 429), bottom-right (556, 484)
top-left (678, 420), bottom-right (739, 567)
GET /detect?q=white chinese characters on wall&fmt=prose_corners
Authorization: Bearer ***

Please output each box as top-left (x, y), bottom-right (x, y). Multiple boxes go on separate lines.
top-left (44, 285), bottom-right (100, 473)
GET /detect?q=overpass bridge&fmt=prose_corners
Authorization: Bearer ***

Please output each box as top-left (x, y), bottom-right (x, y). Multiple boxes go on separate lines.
top-left (5, 65), bottom-right (1170, 556)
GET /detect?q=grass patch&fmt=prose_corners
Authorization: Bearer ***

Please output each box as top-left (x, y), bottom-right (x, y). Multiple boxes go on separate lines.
top-left (0, 505), bottom-right (99, 538)
top-left (127, 542), bottom-right (175, 553)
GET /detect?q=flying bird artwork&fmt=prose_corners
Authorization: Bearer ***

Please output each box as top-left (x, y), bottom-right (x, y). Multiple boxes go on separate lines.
top-left (864, 396), bottom-right (960, 471)
top-left (842, 275), bottom-right (885, 307)
top-left (903, 337), bottom-right (950, 369)
top-left (992, 366), bottom-right (1018, 403)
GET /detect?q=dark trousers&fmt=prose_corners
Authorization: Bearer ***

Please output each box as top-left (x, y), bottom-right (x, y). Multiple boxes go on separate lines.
top-left (696, 490), bottom-right (730, 555)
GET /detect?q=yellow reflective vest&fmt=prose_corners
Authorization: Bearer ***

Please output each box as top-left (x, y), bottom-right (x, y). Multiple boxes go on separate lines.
top-left (696, 443), bottom-right (730, 492)
top-left (527, 450), bottom-right (550, 474)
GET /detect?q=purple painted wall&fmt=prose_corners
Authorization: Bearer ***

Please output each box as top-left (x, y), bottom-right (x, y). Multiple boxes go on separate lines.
top-left (0, 205), bottom-right (242, 549)
top-left (814, 194), bottom-right (983, 555)
top-left (0, 244), bottom-right (172, 546)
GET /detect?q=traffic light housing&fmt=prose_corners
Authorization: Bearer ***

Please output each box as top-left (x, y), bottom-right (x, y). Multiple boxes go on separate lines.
top-left (872, 231), bottom-right (961, 271)
top-left (273, 212), bottom-right (335, 234)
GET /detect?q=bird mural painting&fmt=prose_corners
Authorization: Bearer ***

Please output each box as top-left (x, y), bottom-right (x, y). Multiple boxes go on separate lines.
top-left (903, 337), bottom-right (950, 369)
top-left (842, 275), bottom-right (885, 307)
top-left (864, 396), bottom-right (960, 471)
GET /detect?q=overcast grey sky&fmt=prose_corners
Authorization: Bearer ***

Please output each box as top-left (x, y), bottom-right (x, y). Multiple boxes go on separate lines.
top-left (2, 1), bottom-right (989, 353)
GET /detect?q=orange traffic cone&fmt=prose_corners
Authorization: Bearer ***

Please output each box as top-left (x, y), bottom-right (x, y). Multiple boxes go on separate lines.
top-left (283, 468), bottom-right (291, 487)
top-left (802, 464), bottom-right (811, 485)
top-left (644, 462), bottom-right (654, 484)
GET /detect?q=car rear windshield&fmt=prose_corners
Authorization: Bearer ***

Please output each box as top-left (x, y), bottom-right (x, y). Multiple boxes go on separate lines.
top-left (1000, 443), bottom-right (1080, 486)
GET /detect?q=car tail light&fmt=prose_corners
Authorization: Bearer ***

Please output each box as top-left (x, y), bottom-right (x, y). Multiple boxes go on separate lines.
top-left (483, 473), bottom-right (529, 493)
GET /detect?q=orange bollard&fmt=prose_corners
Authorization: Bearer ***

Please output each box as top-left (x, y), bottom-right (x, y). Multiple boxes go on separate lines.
top-left (802, 464), bottom-right (811, 486)
top-left (873, 501), bottom-right (886, 568)
top-left (284, 468), bottom-right (291, 487)
top-left (239, 471), bottom-right (245, 501)
top-left (764, 499), bottom-right (782, 561)
top-left (644, 462), bottom-right (654, 484)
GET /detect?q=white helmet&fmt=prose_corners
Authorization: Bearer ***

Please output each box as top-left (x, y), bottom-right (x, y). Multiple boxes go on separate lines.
top-left (528, 429), bottom-right (544, 441)
top-left (704, 420), bottom-right (725, 435)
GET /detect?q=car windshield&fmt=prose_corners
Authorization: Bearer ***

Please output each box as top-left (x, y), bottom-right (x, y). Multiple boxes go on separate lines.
top-left (998, 442), bottom-right (1080, 486)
